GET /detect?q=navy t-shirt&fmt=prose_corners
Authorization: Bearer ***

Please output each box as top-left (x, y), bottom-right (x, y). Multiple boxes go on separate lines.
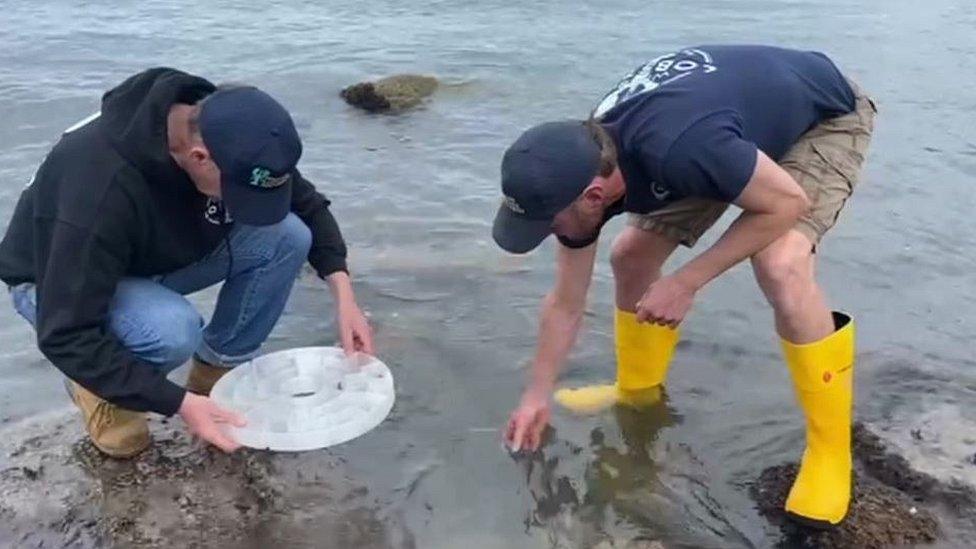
top-left (558, 45), bottom-right (855, 248)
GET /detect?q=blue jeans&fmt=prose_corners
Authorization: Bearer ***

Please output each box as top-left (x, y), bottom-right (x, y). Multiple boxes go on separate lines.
top-left (9, 213), bottom-right (311, 373)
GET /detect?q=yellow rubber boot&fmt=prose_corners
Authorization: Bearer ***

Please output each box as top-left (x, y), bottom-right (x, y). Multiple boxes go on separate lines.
top-left (554, 309), bottom-right (679, 414)
top-left (782, 312), bottom-right (855, 528)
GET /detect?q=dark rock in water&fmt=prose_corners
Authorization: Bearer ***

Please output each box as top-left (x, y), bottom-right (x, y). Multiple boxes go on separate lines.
top-left (751, 422), bottom-right (976, 548)
top-left (341, 82), bottom-right (389, 112)
top-left (341, 74), bottom-right (439, 112)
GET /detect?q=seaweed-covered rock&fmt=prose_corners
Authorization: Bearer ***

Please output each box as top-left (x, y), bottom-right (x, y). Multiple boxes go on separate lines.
top-left (753, 463), bottom-right (938, 548)
top-left (341, 74), bottom-right (438, 112)
top-left (749, 421), bottom-right (976, 548)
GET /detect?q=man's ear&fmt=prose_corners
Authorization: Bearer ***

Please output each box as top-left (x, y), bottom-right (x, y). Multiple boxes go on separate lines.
top-left (189, 145), bottom-right (209, 165)
top-left (581, 179), bottom-right (606, 205)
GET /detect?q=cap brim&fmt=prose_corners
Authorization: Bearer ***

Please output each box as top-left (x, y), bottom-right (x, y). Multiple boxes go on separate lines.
top-left (221, 176), bottom-right (292, 226)
top-left (492, 203), bottom-right (553, 254)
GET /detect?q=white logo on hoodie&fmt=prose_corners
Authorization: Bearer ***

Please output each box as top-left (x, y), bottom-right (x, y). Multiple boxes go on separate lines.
top-left (63, 112), bottom-right (101, 135)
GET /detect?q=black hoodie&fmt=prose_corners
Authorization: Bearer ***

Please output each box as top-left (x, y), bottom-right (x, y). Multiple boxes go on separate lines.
top-left (0, 68), bottom-right (348, 415)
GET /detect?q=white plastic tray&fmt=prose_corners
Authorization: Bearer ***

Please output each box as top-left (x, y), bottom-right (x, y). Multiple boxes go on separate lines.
top-left (210, 347), bottom-right (395, 451)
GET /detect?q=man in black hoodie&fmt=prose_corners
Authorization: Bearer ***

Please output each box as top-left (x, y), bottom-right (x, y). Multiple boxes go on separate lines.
top-left (0, 68), bottom-right (373, 456)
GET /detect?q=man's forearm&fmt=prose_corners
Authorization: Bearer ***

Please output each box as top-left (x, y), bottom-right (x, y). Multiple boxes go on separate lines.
top-left (676, 209), bottom-right (797, 289)
top-left (526, 293), bottom-right (584, 393)
top-left (326, 270), bottom-right (356, 305)
top-left (675, 150), bottom-right (810, 291)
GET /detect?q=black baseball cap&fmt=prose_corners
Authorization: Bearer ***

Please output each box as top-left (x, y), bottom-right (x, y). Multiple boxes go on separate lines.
top-left (492, 120), bottom-right (601, 253)
top-left (199, 87), bottom-right (302, 226)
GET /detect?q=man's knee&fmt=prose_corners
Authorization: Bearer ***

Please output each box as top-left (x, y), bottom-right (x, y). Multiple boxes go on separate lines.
top-left (610, 229), bottom-right (673, 279)
top-left (113, 299), bottom-right (202, 370)
top-left (610, 235), bottom-right (637, 275)
top-left (158, 311), bottom-right (203, 368)
top-left (752, 249), bottom-right (813, 311)
top-left (274, 213), bottom-right (312, 261)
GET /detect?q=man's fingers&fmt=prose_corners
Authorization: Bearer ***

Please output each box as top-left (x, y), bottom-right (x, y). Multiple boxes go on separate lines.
top-left (193, 407), bottom-right (242, 452)
top-left (504, 416), bottom-right (517, 446)
top-left (352, 335), bottom-right (364, 352)
top-left (518, 410), bottom-right (546, 452)
top-left (198, 425), bottom-right (238, 453)
top-left (211, 428), bottom-right (241, 453)
top-left (213, 435), bottom-right (240, 453)
top-left (213, 407), bottom-right (247, 427)
top-left (340, 327), bottom-right (355, 356)
top-left (510, 415), bottom-right (530, 452)
top-left (637, 308), bottom-right (665, 325)
top-left (649, 313), bottom-right (668, 326)
top-left (635, 306), bottom-right (649, 323)
top-left (660, 312), bottom-right (678, 328)
top-left (532, 420), bottom-right (547, 451)
top-left (359, 327), bottom-right (376, 355)
top-left (207, 400), bottom-right (247, 427)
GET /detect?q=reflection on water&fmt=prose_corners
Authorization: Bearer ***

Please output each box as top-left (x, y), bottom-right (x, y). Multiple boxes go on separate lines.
top-left (517, 396), bottom-right (751, 548)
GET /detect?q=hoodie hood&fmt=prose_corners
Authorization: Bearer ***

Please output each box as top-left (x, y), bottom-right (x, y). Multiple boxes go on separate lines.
top-left (100, 67), bottom-right (216, 179)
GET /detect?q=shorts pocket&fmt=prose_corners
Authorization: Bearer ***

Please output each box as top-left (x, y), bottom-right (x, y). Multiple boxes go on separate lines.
top-left (810, 141), bottom-right (863, 190)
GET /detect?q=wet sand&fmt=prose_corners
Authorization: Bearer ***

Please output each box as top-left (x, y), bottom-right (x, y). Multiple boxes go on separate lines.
top-left (0, 409), bottom-right (410, 549)
top-left (4, 409), bottom-right (973, 548)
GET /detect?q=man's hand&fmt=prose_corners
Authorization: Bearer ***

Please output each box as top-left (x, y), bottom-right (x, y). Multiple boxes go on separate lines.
top-left (178, 392), bottom-right (246, 452)
top-left (635, 274), bottom-right (698, 328)
top-left (336, 299), bottom-right (374, 356)
top-left (504, 387), bottom-right (551, 453)
top-left (327, 271), bottom-right (375, 356)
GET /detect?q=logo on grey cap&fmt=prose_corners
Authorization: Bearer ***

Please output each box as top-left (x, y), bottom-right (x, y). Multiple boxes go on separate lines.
top-left (503, 195), bottom-right (526, 214)
top-left (249, 167), bottom-right (291, 189)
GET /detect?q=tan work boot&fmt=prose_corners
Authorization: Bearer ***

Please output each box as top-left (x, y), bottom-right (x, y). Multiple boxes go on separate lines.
top-left (67, 381), bottom-right (149, 458)
top-left (184, 357), bottom-right (230, 396)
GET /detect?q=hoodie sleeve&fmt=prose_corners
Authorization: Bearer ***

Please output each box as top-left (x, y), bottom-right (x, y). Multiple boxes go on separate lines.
top-left (290, 170), bottom-right (348, 277)
top-left (35, 205), bottom-right (187, 416)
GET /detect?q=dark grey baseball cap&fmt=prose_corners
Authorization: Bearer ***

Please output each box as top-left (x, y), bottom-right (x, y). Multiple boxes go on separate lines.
top-left (492, 120), bottom-right (601, 254)
top-left (199, 87), bottom-right (302, 226)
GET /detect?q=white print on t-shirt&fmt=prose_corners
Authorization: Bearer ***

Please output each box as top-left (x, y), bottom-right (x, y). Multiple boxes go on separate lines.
top-left (594, 49), bottom-right (717, 118)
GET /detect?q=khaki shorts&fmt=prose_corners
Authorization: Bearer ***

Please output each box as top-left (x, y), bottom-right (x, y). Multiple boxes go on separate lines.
top-left (628, 79), bottom-right (877, 247)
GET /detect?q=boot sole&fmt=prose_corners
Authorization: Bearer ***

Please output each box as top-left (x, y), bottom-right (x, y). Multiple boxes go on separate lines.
top-left (91, 438), bottom-right (150, 459)
top-left (785, 510), bottom-right (842, 530)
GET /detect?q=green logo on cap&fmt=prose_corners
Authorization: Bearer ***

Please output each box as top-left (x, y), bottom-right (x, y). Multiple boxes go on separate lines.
top-left (249, 167), bottom-right (290, 189)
